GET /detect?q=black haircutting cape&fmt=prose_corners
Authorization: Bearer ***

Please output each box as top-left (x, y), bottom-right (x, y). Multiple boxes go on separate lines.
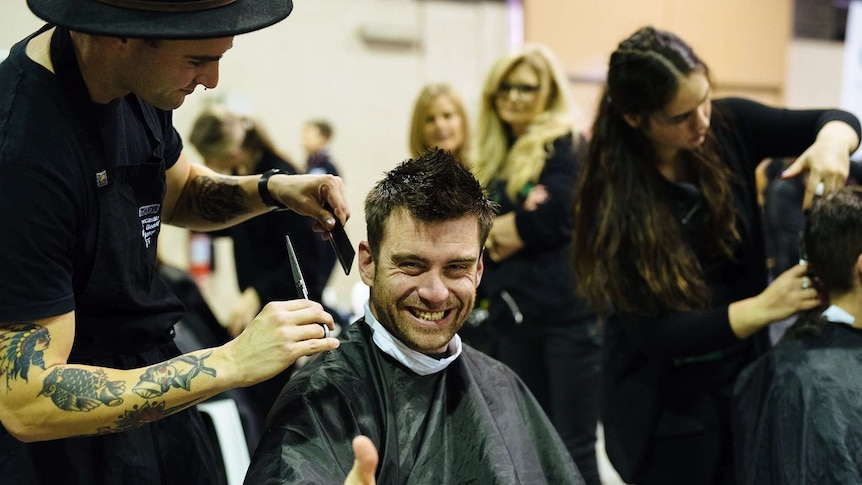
top-left (733, 321), bottom-right (862, 485)
top-left (244, 318), bottom-right (583, 484)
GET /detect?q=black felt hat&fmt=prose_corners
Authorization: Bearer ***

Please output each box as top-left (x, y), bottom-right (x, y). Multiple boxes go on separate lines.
top-left (27, 0), bottom-right (293, 39)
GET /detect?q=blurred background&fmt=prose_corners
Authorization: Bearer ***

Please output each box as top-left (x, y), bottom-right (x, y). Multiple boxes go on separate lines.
top-left (0, 0), bottom-right (852, 348)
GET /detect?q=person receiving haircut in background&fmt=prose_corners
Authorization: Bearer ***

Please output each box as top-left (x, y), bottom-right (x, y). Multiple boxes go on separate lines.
top-left (408, 82), bottom-right (471, 166)
top-left (571, 26), bottom-right (860, 485)
top-left (734, 186), bottom-right (862, 485)
top-left (244, 149), bottom-right (583, 485)
top-left (472, 43), bottom-right (603, 485)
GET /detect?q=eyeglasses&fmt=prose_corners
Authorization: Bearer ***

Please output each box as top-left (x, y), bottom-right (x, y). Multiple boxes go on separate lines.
top-left (496, 82), bottom-right (540, 97)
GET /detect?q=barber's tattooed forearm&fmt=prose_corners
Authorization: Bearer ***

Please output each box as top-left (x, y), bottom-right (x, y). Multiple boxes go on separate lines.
top-left (132, 351), bottom-right (216, 398)
top-left (38, 367), bottom-right (125, 411)
top-left (0, 324), bottom-right (50, 391)
top-left (192, 175), bottom-right (252, 223)
top-left (96, 398), bottom-right (205, 434)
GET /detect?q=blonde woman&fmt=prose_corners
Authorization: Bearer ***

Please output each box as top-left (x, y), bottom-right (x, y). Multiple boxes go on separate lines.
top-left (408, 83), bottom-right (471, 165)
top-left (473, 43), bottom-right (602, 485)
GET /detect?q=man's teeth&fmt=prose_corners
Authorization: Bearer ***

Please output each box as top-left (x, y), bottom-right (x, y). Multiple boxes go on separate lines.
top-left (414, 310), bottom-right (444, 321)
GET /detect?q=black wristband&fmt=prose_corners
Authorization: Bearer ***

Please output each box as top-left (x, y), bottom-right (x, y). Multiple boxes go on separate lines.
top-left (258, 168), bottom-right (289, 211)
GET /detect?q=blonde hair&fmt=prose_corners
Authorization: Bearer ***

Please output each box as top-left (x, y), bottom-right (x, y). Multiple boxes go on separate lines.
top-left (474, 43), bottom-right (577, 200)
top-left (408, 83), bottom-right (470, 165)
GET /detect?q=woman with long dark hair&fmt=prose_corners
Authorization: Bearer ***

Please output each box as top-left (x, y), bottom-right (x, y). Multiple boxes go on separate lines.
top-left (571, 26), bottom-right (860, 484)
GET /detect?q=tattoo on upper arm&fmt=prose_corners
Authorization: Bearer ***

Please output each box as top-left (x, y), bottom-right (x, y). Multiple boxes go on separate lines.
top-left (0, 324), bottom-right (50, 391)
top-left (38, 367), bottom-right (125, 411)
top-left (191, 175), bottom-right (252, 223)
top-left (132, 351), bottom-right (216, 399)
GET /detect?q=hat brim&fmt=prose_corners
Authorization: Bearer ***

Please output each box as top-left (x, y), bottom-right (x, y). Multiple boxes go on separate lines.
top-left (27, 0), bottom-right (293, 39)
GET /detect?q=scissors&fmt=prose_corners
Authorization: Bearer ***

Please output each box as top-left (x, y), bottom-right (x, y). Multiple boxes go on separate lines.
top-left (285, 235), bottom-right (331, 339)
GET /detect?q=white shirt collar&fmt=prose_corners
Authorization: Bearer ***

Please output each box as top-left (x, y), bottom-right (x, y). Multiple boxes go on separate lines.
top-left (822, 304), bottom-right (856, 326)
top-left (364, 301), bottom-right (462, 376)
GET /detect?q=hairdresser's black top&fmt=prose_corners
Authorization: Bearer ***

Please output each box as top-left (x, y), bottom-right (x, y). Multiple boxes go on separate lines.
top-left (734, 317), bottom-right (862, 485)
top-left (0, 27), bottom-right (222, 484)
top-left (601, 97), bottom-right (861, 483)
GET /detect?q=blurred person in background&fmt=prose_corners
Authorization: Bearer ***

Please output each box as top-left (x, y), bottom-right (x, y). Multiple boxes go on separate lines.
top-left (301, 118), bottom-right (340, 292)
top-left (303, 119), bottom-right (340, 177)
top-left (189, 106), bottom-right (327, 334)
top-left (189, 106), bottom-right (333, 440)
top-left (472, 43), bottom-right (603, 485)
top-left (408, 82), bottom-right (471, 166)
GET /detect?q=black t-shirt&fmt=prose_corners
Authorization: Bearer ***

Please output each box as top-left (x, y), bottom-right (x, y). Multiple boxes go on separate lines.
top-left (0, 29), bottom-right (182, 325)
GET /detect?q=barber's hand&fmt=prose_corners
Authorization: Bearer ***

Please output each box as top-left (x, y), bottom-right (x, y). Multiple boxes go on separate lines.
top-left (226, 287), bottom-right (261, 337)
top-left (781, 120), bottom-right (858, 208)
top-left (221, 299), bottom-right (339, 386)
top-left (268, 173), bottom-right (350, 233)
top-left (344, 435), bottom-right (378, 485)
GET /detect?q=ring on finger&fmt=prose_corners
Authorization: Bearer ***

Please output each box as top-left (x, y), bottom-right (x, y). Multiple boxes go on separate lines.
top-left (319, 323), bottom-right (331, 339)
top-left (802, 276), bottom-right (812, 290)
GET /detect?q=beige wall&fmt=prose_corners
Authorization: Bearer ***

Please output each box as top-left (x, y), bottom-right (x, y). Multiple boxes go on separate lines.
top-left (524, 0), bottom-right (793, 125)
top-left (786, 38), bottom-right (845, 108)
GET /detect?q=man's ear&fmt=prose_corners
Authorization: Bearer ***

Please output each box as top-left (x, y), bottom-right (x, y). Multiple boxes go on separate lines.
top-left (358, 241), bottom-right (375, 287)
top-left (622, 113), bottom-right (642, 129)
top-left (476, 248), bottom-right (485, 287)
top-left (855, 253), bottom-right (862, 286)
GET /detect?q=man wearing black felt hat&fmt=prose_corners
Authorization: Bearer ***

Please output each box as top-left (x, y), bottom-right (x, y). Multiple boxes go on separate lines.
top-left (0, 1), bottom-right (352, 483)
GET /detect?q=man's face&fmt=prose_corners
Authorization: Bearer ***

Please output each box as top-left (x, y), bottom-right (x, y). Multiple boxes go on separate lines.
top-left (358, 209), bottom-right (484, 354)
top-left (119, 36), bottom-right (234, 110)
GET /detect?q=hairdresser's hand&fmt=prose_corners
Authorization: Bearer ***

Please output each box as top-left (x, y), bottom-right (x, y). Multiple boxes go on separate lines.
top-left (226, 287), bottom-right (261, 338)
top-left (485, 212), bottom-right (524, 262)
top-left (728, 263), bottom-right (820, 339)
top-left (782, 120), bottom-right (859, 208)
top-left (219, 299), bottom-right (338, 387)
top-left (268, 173), bottom-right (350, 233)
top-left (345, 435), bottom-right (378, 485)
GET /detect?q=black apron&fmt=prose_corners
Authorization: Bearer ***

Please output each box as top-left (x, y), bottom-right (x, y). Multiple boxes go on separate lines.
top-left (0, 28), bottom-right (225, 485)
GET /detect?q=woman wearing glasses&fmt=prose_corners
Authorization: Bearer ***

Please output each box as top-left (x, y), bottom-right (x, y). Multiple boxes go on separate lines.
top-left (472, 43), bottom-right (602, 485)
top-left (571, 26), bottom-right (860, 485)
